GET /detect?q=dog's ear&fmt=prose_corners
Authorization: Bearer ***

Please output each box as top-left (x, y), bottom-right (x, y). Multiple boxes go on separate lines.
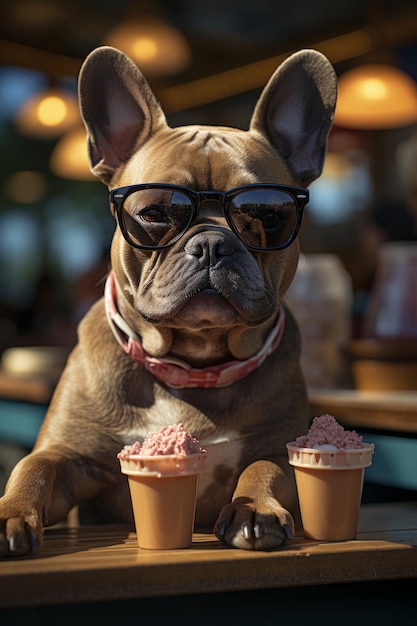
top-left (250, 49), bottom-right (337, 187)
top-left (78, 46), bottom-right (167, 184)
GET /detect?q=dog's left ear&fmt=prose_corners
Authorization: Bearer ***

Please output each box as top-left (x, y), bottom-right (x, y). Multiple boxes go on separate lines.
top-left (250, 49), bottom-right (337, 187)
top-left (78, 46), bottom-right (168, 184)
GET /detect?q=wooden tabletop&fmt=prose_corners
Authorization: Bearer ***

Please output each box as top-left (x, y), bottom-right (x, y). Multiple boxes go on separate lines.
top-left (1, 501), bottom-right (416, 609)
top-left (0, 370), bottom-right (56, 405)
top-left (309, 389), bottom-right (417, 433)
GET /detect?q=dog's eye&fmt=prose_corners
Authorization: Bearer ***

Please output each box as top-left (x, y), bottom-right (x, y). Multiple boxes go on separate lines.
top-left (139, 205), bottom-right (170, 223)
top-left (259, 210), bottom-right (286, 230)
top-left (246, 207), bottom-right (286, 231)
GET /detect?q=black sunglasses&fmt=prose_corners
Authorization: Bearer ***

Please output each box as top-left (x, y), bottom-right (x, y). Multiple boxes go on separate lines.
top-left (109, 183), bottom-right (308, 252)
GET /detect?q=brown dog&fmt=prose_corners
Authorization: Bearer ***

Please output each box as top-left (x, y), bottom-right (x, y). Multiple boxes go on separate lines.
top-left (0, 46), bottom-right (337, 555)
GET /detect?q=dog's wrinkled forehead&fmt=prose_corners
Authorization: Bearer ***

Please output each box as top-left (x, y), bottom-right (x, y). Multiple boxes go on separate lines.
top-left (120, 125), bottom-right (289, 190)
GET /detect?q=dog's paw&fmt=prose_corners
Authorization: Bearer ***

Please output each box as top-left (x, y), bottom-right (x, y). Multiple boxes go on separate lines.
top-left (213, 496), bottom-right (295, 551)
top-left (0, 502), bottom-right (44, 557)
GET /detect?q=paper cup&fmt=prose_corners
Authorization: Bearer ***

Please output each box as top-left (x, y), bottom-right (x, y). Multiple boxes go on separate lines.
top-left (119, 453), bottom-right (207, 549)
top-left (286, 443), bottom-right (374, 541)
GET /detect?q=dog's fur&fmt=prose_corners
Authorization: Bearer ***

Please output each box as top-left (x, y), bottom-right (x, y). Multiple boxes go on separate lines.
top-left (0, 46), bottom-right (337, 555)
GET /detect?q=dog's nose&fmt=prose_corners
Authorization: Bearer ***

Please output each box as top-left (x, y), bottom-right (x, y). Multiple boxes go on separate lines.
top-left (184, 231), bottom-right (235, 265)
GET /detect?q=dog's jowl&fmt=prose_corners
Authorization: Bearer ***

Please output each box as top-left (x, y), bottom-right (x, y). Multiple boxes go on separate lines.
top-left (0, 46), bottom-right (337, 555)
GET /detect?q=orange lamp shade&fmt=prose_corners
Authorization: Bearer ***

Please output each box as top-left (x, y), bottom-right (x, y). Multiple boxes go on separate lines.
top-left (334, 64), bottom-right (417, 130)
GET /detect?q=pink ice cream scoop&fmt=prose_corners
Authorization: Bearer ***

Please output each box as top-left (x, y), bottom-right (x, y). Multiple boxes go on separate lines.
top-left (118, 423), bottom-right (206, 459)
top-left (293, 413), bottom-right (364, 450)
top-left (118, 423), bottom-right (207, 477)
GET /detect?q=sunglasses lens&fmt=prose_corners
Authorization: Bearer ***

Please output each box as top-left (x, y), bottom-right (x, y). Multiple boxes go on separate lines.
top-left (229, 188), bottom-right (299, 249)
top-left (121, 188), bottom-right (193, 248)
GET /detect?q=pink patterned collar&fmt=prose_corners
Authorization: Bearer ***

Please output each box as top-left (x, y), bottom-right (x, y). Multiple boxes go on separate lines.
top-left (104, 270), bottom-right (285, 389)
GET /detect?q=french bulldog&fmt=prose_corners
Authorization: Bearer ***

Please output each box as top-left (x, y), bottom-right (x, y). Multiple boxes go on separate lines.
top-left (0, 45), bottom-right (337, 556)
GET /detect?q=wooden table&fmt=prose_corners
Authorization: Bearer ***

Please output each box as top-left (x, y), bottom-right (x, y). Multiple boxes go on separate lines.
top-left (309, 389), bottom-right (417, 434)
top-left (0, 370), bottom-right (56, 405)
top-left (1, 501), bottom-right (416, 613)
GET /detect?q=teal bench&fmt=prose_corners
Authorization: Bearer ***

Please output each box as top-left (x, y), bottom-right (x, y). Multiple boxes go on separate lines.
top-left (360, 431), bottom-right (417, 491)
top-left (0, 400), bottom-right (47, 448)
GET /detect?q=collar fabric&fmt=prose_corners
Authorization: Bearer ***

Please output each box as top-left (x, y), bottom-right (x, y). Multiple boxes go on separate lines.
top-left (104, 270), bottom-right (285, 389)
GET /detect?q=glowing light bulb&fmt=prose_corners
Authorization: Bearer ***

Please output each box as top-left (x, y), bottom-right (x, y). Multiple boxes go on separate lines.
top-left (36, 96), bottom-right (69, 127)
top-left (360, 78), bottom-right (388, 101)
top-left (16, 88), bottom-right (80, 138)
top-left (132, 37), bottom-right (158, 61)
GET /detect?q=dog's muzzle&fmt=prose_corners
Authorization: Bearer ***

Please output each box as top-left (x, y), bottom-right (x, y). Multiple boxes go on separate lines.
top-left (104, 271), bottom-right (285, 389)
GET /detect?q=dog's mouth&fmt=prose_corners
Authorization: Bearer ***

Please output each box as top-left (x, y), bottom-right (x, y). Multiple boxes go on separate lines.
top-left (172, 287), bottom-right (241, 328)
top-left (137, 276), bottom-right (275, 330)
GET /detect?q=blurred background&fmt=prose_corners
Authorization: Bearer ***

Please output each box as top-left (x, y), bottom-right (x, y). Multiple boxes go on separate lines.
top-left (0, 0), bottom-right (416, 356)
top-left (1, 0), bottom-right (417, 499)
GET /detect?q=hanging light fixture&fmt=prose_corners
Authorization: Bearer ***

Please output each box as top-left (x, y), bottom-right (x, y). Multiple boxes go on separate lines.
top-left (15, 87), bottom-right (80, 139)
top-left (102, 14), bottom-right (191, 78)
top-left (334, 63), bottom-right (417, 130)
top-left (49, 126), bottom-right (95, 181)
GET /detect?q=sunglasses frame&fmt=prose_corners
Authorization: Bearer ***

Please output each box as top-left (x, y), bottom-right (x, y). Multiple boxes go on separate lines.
top-left (109, 183), bottom-right (309, 251)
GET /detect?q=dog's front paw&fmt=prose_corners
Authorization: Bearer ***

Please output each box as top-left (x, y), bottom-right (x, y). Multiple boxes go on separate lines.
top-left (213, 496), bottom-right (295, 551)
top-left (0, 500), bottom-right (44, 557)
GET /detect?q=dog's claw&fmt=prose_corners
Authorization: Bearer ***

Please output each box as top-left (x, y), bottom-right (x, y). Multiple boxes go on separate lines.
top-left (283, 523), bottom-right (293, 540)
top-left (8, 534), bottom-right (16, 552)
top-left (218, 520), bottom-right (227, 538)
top-left (242, 522), bottom-right (252, 540)
top-left (254, 522), bottom-right (263, 539)
top-left (29, 533), bottom-right (38, 552)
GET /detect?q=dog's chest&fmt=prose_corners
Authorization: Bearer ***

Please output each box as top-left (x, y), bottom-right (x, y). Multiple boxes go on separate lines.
top-left (197, 431), bottom-right (243, 498)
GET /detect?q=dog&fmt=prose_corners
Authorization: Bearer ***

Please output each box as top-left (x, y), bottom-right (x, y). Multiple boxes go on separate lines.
top-left (0, 46), bottom-right (337, 555)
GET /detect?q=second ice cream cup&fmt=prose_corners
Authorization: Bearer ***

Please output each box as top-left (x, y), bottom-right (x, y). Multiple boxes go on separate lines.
top-left (286, 443), bottom-right (374, 541)
top-left (119, 453), bottom-right (207, 549)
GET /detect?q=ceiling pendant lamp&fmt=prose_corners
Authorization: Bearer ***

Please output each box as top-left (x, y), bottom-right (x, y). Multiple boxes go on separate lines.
top-left (334, 63), bottom-right (417, 130)
top-left (15, 87), bottom-right (80, 138)
top-left (102, 15), bottom-right (191, 78)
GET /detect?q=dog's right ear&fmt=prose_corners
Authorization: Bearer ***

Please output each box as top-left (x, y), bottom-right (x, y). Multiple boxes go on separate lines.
top-left (78, 46), bottom-right (167, 185)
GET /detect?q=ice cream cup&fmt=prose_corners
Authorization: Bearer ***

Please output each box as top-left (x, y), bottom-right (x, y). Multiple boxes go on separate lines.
top-left (286, 443), bottom-right (374, 541)
top-left (119, 453), bottom-right (207, 549)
